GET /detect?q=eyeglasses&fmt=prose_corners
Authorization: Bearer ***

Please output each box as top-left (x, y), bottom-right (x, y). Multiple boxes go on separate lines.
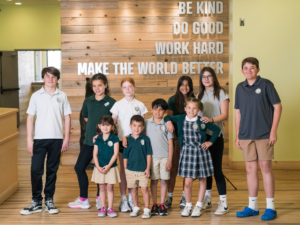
top-left (202, 75), bottom-right (212, 79)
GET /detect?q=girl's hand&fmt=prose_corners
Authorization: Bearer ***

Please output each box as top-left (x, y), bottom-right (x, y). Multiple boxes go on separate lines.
top-left (165, 160), bottom-right (172, 171)
top-left (167, 121), bottom-right (175, 133)
top-left (102, 165), bottom-right (110, 174)
top-left (122, 136), bottom-right (128, 148)
top-left (201, 141), bottom-right (212, 150)
top-left (144, 169), bottom-right (150, 178)
top-left (93, 135), bottom-right (99, 143)
top-left (97, 166), bottom-right (103, 173)
top-left (200, 117), bottom-right (213, 123)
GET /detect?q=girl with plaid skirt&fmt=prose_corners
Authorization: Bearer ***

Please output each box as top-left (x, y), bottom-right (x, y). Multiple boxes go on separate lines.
top-left (164, 98), bottom-right (220, 217)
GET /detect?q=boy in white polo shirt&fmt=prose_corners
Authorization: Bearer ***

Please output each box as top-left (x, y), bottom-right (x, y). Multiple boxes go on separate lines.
top-left (20, 67), bottom-right (72, 215)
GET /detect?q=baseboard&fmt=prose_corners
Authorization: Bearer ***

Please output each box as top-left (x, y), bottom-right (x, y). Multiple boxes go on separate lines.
top-left (0, 181), bottom-right (19, 205)
top-left (228, 156), bottom-right (300, 170)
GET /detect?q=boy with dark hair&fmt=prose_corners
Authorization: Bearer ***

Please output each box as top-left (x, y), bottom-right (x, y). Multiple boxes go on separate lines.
top-left (20, 67), bottom-right (72, 215)
top-left (146, 99), bottom-right (173, 216)
top-left (235, 57), bottom-right (282, 221)
top-left (123, 115), bottom-right (152, 219)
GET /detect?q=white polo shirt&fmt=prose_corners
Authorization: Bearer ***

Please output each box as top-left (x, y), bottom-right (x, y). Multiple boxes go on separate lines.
top-left (27, 87), bottom-right (72, 139)
top-left (110, 97), bottom-right (148, 139)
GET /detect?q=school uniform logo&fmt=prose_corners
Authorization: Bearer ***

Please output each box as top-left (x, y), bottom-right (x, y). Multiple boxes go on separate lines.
top-left (201, 124), bottom-right (206, 130)
top-left (57, 98), bottom-right (61, 103)
top-left (255, 88), bottom-right (261, 94)
top-left (160, 126), bottom-right (165, 131)
top-left (141, 140), bottom-right (145, 145)
top-left (108, 141), bottom-right (113, 147)
top-left (192, 123), bottom-right (198, 130)
top-left (104, 102), bottom-right (110, 107)
top-left (134, 106), bottom-right (140, 112)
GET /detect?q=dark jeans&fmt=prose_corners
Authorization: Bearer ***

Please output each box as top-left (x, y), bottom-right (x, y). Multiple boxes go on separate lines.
top-left (74, 144), bottom-right (99, 198)
top-left (206, 134), bottom-right (227, 195)
top-left (31, 139), bottom-right (63, 201)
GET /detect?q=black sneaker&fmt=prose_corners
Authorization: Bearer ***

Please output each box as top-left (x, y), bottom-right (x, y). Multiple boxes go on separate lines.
top-left (158, 204), bottom-right (168, 216)
top-left (151, 204), bottom-right (159, 216)
top-left (164, 196), bottom-right (173, 209)
top-left (179, 195), bottom-right (186, 209)
top-left (45, 198), bottom-right (59, 214)
top-left (20, 200), bottom-right (42, 215)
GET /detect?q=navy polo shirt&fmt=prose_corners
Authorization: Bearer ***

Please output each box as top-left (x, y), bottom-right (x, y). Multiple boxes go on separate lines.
top-left (82, 94), bottom-right (116, 146)
top-left (94, 133), bottom-right (119, 168)
top-left (123, 134), bottom-right (152, 172)
top-left (235, 76), bottom-right (281, 139)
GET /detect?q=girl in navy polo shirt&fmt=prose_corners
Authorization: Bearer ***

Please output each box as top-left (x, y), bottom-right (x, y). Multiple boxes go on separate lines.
top-left (92, 115), bottom-right (120, 217)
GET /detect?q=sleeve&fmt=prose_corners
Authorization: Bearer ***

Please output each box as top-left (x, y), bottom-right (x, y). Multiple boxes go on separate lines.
top-left (123, 147), bottom-right (129, 159)
top-left (108, 98), bottom-right (116, 116)
top-left (113, 135), bottom-right (120, 143)
top-left (166, 124), bottom-right (174, 139)
top-left (63, 94), bottom-right (72, 115)
top-left (26, 94), bottom-right (36, 116)
top-left (206, 122), bottom-right (221, 144)
top-left (266, 81), bottom-right (281, 105)
top-left (140, 102), bottom-right (148, 115)
top-left (110, 101), bottom-right (119, 115)
top-left (234, 86), bottom-right (240, 109)
top-left (164, 115), bottom-right (181, 124)
top-left (168, 96), bottom-right (176, 112)
top-left (81, 99), bottom-right (88, 118)
top-left (220, 89), bottom-right (230, 102)
top-left (146, 138), bottom-right (153, 155)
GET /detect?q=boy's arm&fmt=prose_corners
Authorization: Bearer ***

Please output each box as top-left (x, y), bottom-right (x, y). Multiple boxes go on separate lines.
top-left (61, 114), bottom-right (71, 152)
top-left (269, 103), bottom-right (282, 146)
top-left (123, 158), bottom-right (128, 170)
top-left (27, 114), bottom-right (35, 156)
top-left (165, 115), bottom-right (181, 133)
top-left (123, 147), bottom-right (128, 170)
top-left (166, 138), bottom-right (173, 171)
top-left (145, 155), bottom-right (151, 178)
top-left (235, 109), bottom-right (242, 150)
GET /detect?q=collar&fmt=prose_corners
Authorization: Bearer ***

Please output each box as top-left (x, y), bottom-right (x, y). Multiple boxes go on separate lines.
top-left (243, 76), bottom-right (261, 87)
top-left (128, 133), bottom-right (144, 140)
top-left (91, 94), bottom-right (109, 102)
top-left (185, 115), bottom-right (198, 121)
top-left (204, 88), bottom-right (214, 95)
top-left (97, 133), bottom-right (113, 142)
top-left (40, 87), bottom-right (60, 95)
top-left (149, 117), bottom-right (164, 125)
top-left (123, 97), bottom-right (136, 104)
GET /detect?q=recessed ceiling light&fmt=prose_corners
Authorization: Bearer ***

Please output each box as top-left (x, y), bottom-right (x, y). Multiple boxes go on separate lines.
top-left (15, 2), bottom-right (22, 5)
top-left (7, 0), bottom-right (13, 1)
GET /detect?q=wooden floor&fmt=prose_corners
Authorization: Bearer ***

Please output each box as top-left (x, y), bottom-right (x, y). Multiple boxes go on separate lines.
top-left (0, 124), bottom-right (300, 225)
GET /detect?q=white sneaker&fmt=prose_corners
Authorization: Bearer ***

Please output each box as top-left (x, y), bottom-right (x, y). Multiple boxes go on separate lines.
top-left (120, 200), bottom-right (131, 212)
top-left (215, 201), bottom-right (229, 215)
top-left (142, 208), bottom-right (151, 219)
top-left (68, 198), bottom-right (91, 209)
top-left (181, 205), bottom-right (192, 217)
top-left (128, 199), bottom-right (134, 210)
top-left (130, 207), bottom-right (141, 217)
top-left (202, 195), bottom-right (212, 209)
top-left (96, 197), bottom-right (101, 210)
top-left (191, 206), bottom-right (202, 217)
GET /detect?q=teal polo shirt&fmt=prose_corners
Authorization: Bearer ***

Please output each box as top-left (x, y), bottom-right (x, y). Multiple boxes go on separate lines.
top-left (123, 134), bottom-right (152, 172)
top-left (94, 133), bottom-right (120, 168)
top-left (82, 94), bottom-right (116, 146)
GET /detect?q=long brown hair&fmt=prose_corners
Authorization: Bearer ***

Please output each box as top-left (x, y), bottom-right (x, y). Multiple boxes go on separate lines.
top-left (175, 76), bottom-right (195, 114)
top-left (91, 73), bottom-right (110, 95)
top-left (198, 67), bottom-right (225, 101)
top-left (96, 115), bottom-right (117, 136)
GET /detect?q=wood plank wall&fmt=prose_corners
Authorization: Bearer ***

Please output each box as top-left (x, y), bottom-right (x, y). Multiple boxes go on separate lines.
top-left (60, 0), bottom-right (229, 165)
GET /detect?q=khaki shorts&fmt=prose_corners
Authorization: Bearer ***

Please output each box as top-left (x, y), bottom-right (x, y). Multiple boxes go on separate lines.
top-left (125, 169), bottom-right (149, 188)
top-left (239, 139), bottom-right (274, 161)
top-left (151, 157), bottom-right (170, 180)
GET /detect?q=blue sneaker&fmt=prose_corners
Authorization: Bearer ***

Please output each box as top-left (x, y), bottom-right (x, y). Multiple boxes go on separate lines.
top-left (261, 209), bottom-right (277, 220)
top-left (236, 207), bottom-right (259, 217)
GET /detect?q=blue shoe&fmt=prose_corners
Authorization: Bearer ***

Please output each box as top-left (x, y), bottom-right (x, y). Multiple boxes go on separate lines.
top-left (261, 209), bottom-right (277, 220)
top-left (236, 207), bottom-right (259, 217)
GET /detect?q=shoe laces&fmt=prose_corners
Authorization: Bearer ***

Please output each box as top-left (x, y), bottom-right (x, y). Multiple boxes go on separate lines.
top-left (100, 207), bottom-right (106, 212)
top-left (46, 200), bottom-right (55, 209)
top-left (203, 195), bottom-right (210, 204)
top-left (160, 204), bottom-right (165, 210)
top-left (217, 201), bottom-right (225, 210)
top-left (181, 195), bottom-right (186, 202)
top-left (28, 201), bottom-right (38, 209)
top-left (108, 208), bottom-right (115, 213)
top-left (181, 205), bottom-right (191, 213)
top-left (153, 204), bottom-right (157, 210)
top-left (165, 198), bottom-right (171, 204)
top-left (193, 205), bottom-right (201, 213)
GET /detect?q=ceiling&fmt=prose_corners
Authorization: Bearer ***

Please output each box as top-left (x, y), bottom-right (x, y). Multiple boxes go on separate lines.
top-left (0, 0), bottom-right (60, 5)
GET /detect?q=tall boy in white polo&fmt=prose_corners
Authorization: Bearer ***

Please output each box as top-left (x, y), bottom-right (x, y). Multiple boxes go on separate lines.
top-left (20, 67), bottom-right (71, 216)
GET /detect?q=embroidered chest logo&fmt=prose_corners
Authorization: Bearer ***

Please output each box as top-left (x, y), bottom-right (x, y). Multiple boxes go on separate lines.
top-left (201, 124), bottom-right (206, 130)
top-left (192, 123), bottom-right (198, 130)
top-left (57, 98), bottom-right (61, 103)
top-left (104, 102), bottom-right (110, 107)
top-left (134, 106), bottom-right (140, 112)
top-left (141, 140), bottom-right (145, 145)
top-left (255, 88), bottom-right (261, 94)
top-left (160, 126), bottom-right (165, 131)
top-left (108, 141), bottom-right (113, 147)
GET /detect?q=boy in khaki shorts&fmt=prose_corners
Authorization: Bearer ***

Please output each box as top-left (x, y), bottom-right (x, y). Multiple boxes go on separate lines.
top-left (123, 115), bottom-right (152, 219)
top-left (145, 99), bottom-right (174, 216)
top-left (235, 57), bottom-right (282, 221)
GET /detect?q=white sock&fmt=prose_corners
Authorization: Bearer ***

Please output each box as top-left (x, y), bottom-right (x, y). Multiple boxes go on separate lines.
top-left (186, 202), bottom-right (192, 207)
top-left (249, 197), bottom-right (258, 211)
top-left (128, 193), bottom-right (132, 201)
top-left (196, 201), bottom-right (203, 207)
top-left (121, 195), bottom-right (127, 202)
top-left (220, 195), bottom-right (227, 207)
top-left (182, 191), bottom-right (185, 197)
top-left (205, 190), bottom-right (211, 198)
top-left (168, 192), bottom-right (173, 197)
top-left (266, 198), bottom-right (275, 210)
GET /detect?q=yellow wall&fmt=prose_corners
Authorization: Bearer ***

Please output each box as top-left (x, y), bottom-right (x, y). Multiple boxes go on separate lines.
top-left (0, 4), bottom-right (60, 50)
top-left (229, 0), bottom-right (300, 161)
